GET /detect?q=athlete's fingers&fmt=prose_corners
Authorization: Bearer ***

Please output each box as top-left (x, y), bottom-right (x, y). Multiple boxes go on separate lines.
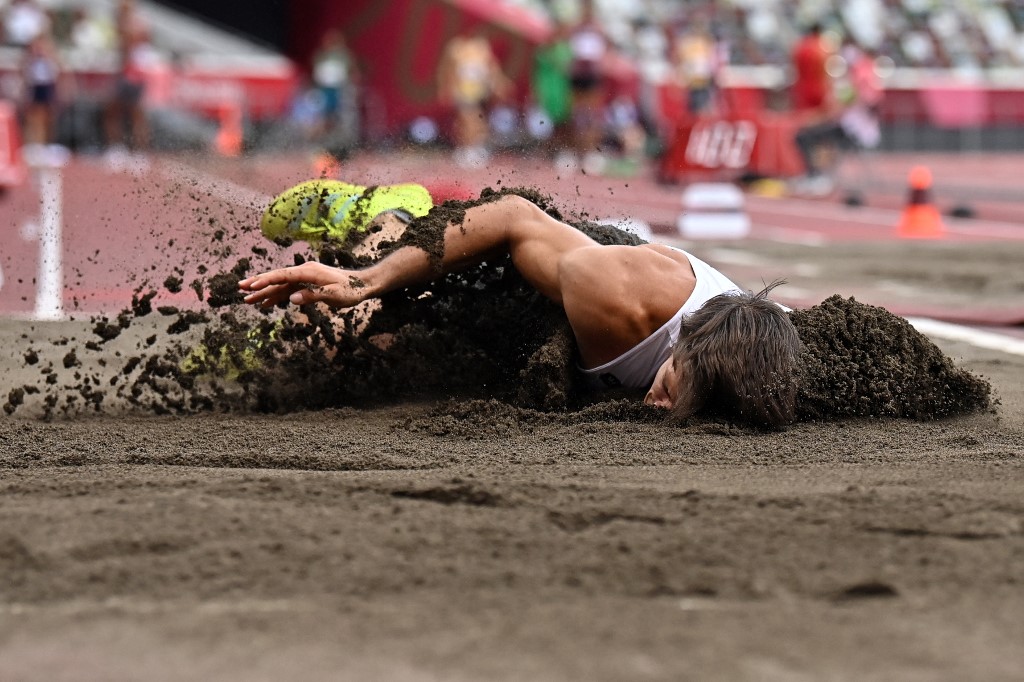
top-left (240, 263), bottom-right (366, 309)
top-left (243, 282), bottom-right (301, 307)
top-left (240, 280), bottom-right (283, 300)
top-left (239, 263), bottom-right (339, 292)
top-left (240, 271), bottom-right (306, 292)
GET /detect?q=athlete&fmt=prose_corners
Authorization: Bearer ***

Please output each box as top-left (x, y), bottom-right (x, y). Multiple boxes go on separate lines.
top-left (241, 181), bottom-right (801, 428)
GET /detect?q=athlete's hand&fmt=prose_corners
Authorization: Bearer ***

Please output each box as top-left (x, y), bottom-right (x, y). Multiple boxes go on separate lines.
top-left (239, 262), bottom-right (370, 309)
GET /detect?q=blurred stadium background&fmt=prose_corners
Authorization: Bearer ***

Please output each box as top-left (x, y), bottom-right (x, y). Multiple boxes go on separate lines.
top-left (3, 0), bottom-right (1024, 153)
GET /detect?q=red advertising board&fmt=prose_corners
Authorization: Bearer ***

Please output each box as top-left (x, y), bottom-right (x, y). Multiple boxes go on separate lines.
top-left (659, 112), bottom-right (807, 182)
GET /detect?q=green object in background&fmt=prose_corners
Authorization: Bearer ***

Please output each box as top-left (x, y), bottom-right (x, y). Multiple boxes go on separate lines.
top-left (533, 40), bottom-right (573, 124)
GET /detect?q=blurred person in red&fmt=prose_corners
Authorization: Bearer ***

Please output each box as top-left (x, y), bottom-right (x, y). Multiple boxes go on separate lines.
top-left (789, 22), bottom-right (844, 193)
top-left (437, 30), bottom-right (511, 168)
top-left (790, 22), bottom-right (832, 113)
top-left (792, 35), bottom-right (884, 194)
top-left (20, 32), bottom-right (61, 145)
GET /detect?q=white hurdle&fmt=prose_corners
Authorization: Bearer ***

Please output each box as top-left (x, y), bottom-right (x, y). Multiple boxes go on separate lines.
top-left (22, 144), bottom-right (71, 321)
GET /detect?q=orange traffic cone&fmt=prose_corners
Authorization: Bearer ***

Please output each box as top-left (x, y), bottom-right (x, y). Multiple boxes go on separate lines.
top-left (214, 102), bottom-right (243, 157)
top-left (897, 165), bottom-right (945, 239)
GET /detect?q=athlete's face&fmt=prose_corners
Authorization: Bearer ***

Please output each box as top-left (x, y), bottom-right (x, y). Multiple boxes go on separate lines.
top-left (644, 358), bottom-right (681, 409)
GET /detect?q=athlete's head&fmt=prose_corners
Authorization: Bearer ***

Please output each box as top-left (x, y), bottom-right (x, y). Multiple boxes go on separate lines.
top-left (648, 284), bottom-right (801, 429)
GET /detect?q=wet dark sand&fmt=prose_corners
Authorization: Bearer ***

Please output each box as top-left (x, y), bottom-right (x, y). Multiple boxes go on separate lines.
top-left (1, 315), bottom-right (1022, 680)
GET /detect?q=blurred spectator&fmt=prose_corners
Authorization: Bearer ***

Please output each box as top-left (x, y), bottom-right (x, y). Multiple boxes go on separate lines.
top-left (673, 16), bottom-right (720, 114)
top-left (531, 22), bottom-right (572, 154)
top-left (837, 42), bottom-right (884, 150)
top-left (4, 0), bottom-right (49, 48)
top-left (526, 0), bottom-right (1024, 75)
top-left (21, 32), bottom-right (60, 144)
top-left (437, 30), bottom-right (510, 168)
top-left (105, 0), bottom-right (153, 151)
top-left (312, 29), bottom-right (359, 154)
top-left (790, 22), bottom-right (841, 192)
top-left (567, 0), bottom-right (609, 169)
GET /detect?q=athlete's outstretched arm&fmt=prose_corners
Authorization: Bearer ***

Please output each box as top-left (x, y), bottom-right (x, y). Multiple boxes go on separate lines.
top-left (239, 195), bottom-right (596, 309)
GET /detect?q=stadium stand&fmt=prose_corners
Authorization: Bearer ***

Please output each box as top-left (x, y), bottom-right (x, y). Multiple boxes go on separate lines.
top-left (3, 0), bottom-right (1022, 155)
top-left (590, 0), bottom-right (1024, 151)
top-left (592, 0), bottom-right (1024, 69)
top-left (0, 0), bottom-right (297, 152)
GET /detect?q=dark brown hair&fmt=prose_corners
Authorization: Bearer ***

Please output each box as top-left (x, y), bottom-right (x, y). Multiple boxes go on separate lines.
top-left (670, 283), bottom-right (801, 429)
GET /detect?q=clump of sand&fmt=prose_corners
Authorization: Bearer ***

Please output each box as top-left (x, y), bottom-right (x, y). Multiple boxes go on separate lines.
top-left (791, 295), bottom-right (992, 420)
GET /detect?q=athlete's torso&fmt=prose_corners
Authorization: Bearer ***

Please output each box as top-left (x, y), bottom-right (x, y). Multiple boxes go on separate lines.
top-left (577, 249), bottom-right (741, 390)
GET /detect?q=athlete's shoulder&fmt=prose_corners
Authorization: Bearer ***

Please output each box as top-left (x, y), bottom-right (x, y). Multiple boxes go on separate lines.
top-left (638, 243), bottom-right (694, 267)
top-left (638, 242), bottom-right (682, 255)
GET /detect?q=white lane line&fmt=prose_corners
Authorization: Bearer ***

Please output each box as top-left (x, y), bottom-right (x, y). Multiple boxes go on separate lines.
top-left (906, 317), bottom-right (1024, 357)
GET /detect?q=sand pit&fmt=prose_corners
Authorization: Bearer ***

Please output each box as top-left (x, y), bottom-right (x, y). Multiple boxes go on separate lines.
top-left (1, 325), bottom-right (1022, 680)
top-left (1, 180), bottom-right (1022, 680)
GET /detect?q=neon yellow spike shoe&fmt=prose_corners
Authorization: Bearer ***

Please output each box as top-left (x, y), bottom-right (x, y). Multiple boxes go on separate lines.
top-left (260, 180), bottom-right (433, 249)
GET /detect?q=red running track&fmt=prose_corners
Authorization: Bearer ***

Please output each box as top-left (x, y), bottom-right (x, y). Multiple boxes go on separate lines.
top-left (2, 150), bottom-right (1023, 319)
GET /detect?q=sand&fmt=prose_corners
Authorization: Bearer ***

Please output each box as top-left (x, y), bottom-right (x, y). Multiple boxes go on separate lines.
top-left (1, 185), bottom-right (1022, 680)
top-left (1, 324), bottom-right (1022, 681)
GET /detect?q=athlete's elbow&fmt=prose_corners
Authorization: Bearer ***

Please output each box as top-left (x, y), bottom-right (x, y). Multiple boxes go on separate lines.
top-left (495, 193), bottom-right (540, 214)
top-left (497, 194), bottom-right (547, 232)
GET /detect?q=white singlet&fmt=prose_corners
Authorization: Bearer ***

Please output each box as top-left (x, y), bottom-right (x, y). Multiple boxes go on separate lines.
top-left (578, 249), bottom-right (742, 391)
